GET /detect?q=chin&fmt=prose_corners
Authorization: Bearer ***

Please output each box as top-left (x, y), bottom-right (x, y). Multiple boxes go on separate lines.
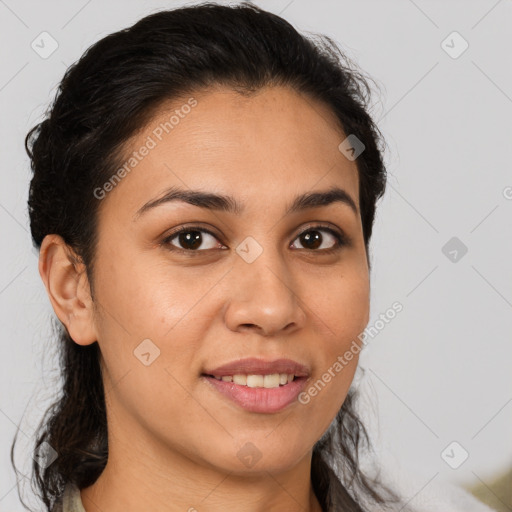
top-left (206, 437), bottom-right (311, 476)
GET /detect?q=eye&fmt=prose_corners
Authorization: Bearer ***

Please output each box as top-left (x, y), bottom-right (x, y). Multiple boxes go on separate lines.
top-left (162, 223), bottom-right (347, 255)
top-left (162, 226), bottom-right (226, 252)
top-left (290, 225), bottom-right (346, 253)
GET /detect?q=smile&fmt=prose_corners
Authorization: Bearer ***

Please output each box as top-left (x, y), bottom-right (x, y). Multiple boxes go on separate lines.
top-left (202, 374), bottom-right (308, 413)
top-left (207, 373), bottom-right (296, 388)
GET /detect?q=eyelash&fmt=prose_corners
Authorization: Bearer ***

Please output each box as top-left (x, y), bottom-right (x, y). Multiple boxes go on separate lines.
top-left (161, 223), bottom-right (348, 256)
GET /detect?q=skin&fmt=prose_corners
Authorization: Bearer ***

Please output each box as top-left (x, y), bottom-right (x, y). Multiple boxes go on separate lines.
top-left (39, 84), bottom-right (370, 512)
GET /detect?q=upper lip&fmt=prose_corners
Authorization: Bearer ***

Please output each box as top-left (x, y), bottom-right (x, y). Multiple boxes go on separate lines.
top-left (203, 357), bottom-right (310, 378)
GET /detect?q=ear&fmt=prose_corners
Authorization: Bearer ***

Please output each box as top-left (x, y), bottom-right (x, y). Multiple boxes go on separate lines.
top-left (38, 234), bottom-right (97, 346)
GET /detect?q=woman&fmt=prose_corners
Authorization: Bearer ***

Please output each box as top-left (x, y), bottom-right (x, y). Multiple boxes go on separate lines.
top-left (13, 2), bottom-right (496, 511)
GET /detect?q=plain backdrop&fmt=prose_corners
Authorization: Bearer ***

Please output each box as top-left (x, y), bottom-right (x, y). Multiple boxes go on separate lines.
top-left (1, 1), bottom-right (511, 510)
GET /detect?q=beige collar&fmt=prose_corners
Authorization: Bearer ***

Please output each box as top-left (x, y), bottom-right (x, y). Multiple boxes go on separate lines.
top-left (61, 483), bottom-right (86, 512)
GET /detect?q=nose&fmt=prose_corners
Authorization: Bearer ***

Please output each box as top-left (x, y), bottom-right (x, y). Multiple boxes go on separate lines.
top-left (223, 251), bottom-right (307, 337)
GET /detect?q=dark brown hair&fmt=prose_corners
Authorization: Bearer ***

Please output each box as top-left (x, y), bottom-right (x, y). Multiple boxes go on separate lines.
top-left (12, 2), bottom-right (400, 511)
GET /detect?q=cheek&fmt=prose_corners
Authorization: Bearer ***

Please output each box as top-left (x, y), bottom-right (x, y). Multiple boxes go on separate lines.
top-left (92, 258), bottom-right (218, 440)
top-left (311, 267), bottom-right (370, 346)
top-left (92, 252), bottom-right (225, 382)
top-left (299, 270), bottom-right (369, 419)
top-left (95, 245), bottom-right (204, 330)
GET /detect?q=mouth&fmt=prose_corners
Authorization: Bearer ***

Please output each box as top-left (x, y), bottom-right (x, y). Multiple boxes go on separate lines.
top-left (201, 372), bottom-right (309, 413)
top-left (203, 372), bottom-right (301, 387)
top-left (201, 357), bottom-right (311, 413)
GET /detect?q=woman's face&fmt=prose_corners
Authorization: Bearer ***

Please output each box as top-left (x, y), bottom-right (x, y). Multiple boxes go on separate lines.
top-left (87, 84), bottom-right (369, 476)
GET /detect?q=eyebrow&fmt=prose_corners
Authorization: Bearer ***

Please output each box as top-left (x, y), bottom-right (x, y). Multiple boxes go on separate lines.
top-left (133, 185), bottom-right (358, 220)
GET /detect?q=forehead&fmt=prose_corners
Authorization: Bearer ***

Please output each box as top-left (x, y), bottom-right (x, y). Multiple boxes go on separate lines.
top-left (100, 85), bottom-right (360, 217)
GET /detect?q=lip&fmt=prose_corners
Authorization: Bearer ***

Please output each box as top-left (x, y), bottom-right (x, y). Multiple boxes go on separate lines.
top-left (201, 357), bottom-right (310, 414)
top-left (202, 357), bottom-right (310, 378)
top-left (202, 374), bottom-right (309, 413)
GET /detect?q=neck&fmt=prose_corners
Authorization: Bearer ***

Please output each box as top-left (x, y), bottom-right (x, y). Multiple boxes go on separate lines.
top-left (80, 424), bottom-right (323, 512)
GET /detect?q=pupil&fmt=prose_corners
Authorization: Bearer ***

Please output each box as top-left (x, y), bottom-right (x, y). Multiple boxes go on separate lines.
top-left (301, 231), bottom-right (321, 249)
top-left (179, 231), bottom-right (202, 250)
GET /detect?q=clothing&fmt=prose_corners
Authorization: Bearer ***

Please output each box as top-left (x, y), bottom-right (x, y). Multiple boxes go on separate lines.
top-left (52, 483), bottom-right (85, 512)
top-left (352, 447), bottom-right (498, 512)
top-left (54, 476), bottom-right (496, 512)
top-left (349, 469), bottom-right (497, 512)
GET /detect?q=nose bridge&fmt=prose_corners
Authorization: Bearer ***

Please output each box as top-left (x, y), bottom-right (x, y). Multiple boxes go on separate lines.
top-left (224, 236), bottom-right (305, 335)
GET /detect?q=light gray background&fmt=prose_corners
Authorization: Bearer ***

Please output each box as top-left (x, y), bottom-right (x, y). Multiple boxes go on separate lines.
top-left (1, 0), bottom-right (511, 510)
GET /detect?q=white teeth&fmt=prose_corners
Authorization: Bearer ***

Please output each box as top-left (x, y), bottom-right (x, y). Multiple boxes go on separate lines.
top-left (233, 374), bottom-right (247, 385)
top-left (247, 375), bottom-right (264, 388)
top-left (212, 373), bottom-right (296, 388)
top-left (263, 374), bottom-right (280, 388)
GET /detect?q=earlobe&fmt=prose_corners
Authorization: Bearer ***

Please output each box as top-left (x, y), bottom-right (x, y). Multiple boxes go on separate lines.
top-left (38, 234), bottom-right (97, 346)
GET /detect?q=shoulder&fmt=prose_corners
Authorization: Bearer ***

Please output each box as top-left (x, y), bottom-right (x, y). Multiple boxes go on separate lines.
top-left (406, 478), bottom-right (497, 512)
top-left (352, 451), bottom-right (498, 512)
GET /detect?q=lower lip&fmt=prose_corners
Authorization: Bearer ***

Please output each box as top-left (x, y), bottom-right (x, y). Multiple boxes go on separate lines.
top-left (202, 375), bottom-right (308, 413)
